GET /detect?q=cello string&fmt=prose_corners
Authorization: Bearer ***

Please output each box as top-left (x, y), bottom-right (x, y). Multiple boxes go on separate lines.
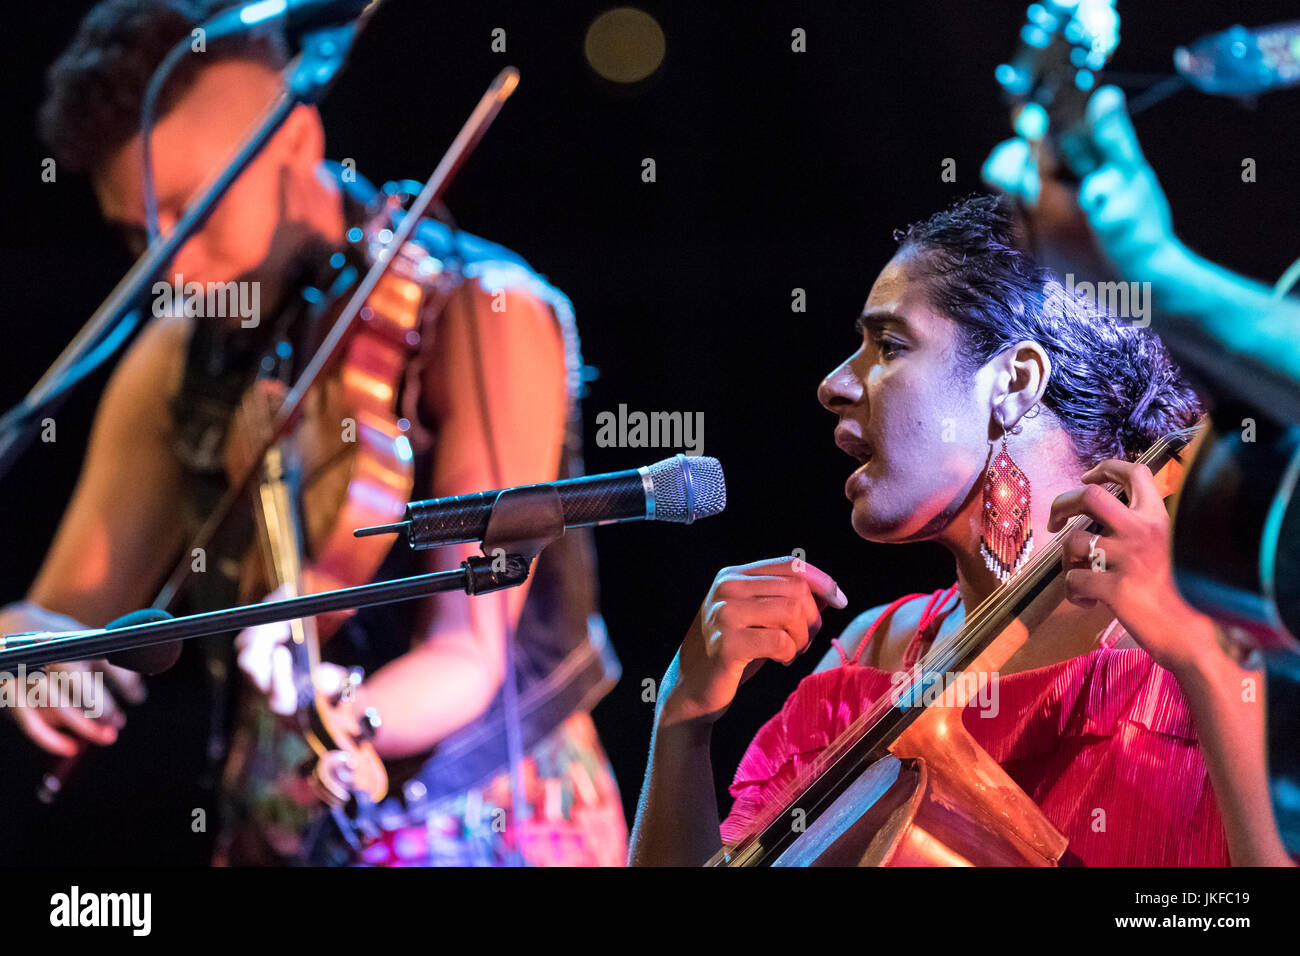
top-left (779, 506), bottom-right (1088, 782)
top-left (732, 506), bottom-right (1088, 842)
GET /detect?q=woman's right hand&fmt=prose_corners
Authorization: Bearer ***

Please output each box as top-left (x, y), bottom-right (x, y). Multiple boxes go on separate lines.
top-left (660, 556), bottom-right (847, 727)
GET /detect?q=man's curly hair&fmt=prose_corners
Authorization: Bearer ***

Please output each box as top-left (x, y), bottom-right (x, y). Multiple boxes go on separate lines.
top-left (40, 0), bottom-right (287, 175)
top-left (894, 192), bottom-right (1202, 465)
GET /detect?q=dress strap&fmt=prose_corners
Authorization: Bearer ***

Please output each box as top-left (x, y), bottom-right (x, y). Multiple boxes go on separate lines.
top-left (826, 590), bottom-right (930, 668)
top-left (900, 582), bottom-right (962, 669)
top-left (1097, 618), bottom-right (1127, 650)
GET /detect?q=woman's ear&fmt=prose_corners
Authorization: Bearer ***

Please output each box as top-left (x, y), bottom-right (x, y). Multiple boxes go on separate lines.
top-left (989, 339), bottom-right (1051, 433)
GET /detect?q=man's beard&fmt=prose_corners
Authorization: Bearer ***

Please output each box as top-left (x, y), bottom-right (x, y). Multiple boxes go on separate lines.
top-left (216, 229), bottom-right (340, 334)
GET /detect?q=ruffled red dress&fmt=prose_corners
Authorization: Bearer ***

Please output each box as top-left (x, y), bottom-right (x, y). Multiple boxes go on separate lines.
top-left (720, 585), bottom-right (1231, 865)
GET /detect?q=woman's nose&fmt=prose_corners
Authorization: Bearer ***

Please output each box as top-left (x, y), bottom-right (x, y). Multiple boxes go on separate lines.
top-left (818, 354), bottom-right (863, 412)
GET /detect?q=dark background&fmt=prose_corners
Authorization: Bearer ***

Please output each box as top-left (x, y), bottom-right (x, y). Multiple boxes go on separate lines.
top-left (1, 0), bottom-right (1296, 864)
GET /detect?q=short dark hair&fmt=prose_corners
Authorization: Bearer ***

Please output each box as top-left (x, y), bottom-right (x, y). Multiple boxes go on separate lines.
top-left (894, 192), bottom-right (1202, 465)
top-left (39, 0), bottom-right (288, 175)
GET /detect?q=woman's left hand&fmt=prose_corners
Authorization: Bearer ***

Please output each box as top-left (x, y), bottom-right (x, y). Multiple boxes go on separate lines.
top-left (1047, 458), bottom-right (1220, 677)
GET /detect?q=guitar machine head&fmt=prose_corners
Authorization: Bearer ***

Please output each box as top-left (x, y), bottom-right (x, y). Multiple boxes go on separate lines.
top-left (996, 0), bottom-right (1121, 180)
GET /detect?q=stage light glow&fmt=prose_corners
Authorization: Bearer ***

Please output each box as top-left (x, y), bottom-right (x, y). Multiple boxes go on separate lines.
top-left (584, 8), bottom-right (666, 84)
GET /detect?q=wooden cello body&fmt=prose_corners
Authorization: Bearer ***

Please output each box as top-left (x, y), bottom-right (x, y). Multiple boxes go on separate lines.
top-left (770, 586), bottom-right (1069, 868)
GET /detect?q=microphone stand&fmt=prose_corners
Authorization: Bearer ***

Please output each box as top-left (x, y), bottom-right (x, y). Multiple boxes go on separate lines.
top-left (3, 17), bottom-right (368, 807)
top-left (0, 554), bottom-right (531, 672)
top-left (0, 22), bottom-right (363, 485)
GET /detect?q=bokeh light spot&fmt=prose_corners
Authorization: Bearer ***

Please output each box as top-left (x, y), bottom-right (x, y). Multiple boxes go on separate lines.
top-left (584, 8), bottom-right (666, 84)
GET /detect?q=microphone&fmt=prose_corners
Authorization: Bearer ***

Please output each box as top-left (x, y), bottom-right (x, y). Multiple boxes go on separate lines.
top-left (1175, 21), bottom-right (1300, 97)
top-left (204, 0), bottom-right (375, 42)
top-left (356, 454), bottom-right (727, 550)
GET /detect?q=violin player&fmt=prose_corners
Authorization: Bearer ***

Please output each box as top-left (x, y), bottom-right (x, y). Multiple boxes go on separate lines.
top-left (630, 191), bottom-right (1296, 866)
top-left (0, 0), bottom-right (625, 866)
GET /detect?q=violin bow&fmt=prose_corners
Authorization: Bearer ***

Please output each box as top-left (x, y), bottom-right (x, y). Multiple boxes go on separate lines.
top-left (151, 67), bottom-right (520, 612)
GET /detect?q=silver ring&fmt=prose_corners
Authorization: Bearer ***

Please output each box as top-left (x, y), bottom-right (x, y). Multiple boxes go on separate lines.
top-left (1087, 533), bottom-right (1101, 560)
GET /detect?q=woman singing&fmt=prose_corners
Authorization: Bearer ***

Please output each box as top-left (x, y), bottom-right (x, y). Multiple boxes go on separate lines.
top-left (629, 193), bottom-right (1294, 867)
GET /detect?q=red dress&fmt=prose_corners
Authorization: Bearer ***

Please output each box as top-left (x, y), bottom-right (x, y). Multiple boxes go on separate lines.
top-left (720, 586), bottom-right (1231, 866)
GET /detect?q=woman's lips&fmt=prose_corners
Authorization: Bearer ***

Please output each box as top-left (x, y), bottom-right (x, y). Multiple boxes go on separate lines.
top-left (834, 428), bottom-right (873, 499)
top-left (834, 428), bottom-right (872, 463)
top-left (832, 429), bottom-right (873, 502)
top-left (845, 458), bottom-right (872, 500)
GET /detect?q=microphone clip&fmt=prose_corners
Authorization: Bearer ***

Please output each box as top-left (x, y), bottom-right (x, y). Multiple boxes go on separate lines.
top-left (479, 483), bottom-right (566, 563)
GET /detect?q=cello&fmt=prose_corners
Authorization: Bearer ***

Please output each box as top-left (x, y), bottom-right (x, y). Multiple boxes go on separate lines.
top-left (710, 426), bottom-right (1200, 866)
top-left (995, 0), bottom-right (1300, 853)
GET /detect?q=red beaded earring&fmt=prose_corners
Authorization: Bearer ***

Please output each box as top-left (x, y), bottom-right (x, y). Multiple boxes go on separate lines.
top-left (980, 434), bottom-right (1033, 584)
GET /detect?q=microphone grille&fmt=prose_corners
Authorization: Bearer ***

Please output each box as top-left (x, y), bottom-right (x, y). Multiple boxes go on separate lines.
top-left (645, 455), bottom-right (726, 523)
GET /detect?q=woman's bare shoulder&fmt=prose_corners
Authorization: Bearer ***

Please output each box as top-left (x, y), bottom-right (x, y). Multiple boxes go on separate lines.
top-left (813, 597), bottom-right (924, 675)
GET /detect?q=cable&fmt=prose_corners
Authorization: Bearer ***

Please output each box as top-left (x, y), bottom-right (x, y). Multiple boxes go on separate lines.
top-left (0, 309), bottom-right (141, 437)
top-left (445, 220), bottom-right (530, 868)
top-left (140, 35), bottom-right (195, 244)
top-left (1274, 256), bottom-right (1300, 300)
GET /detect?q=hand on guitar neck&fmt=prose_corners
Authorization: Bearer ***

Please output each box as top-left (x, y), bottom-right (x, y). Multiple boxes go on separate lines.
top-left (983, 84), bottom-right (1300, 387)
top-left (234, 569), bottom-right (385, 805)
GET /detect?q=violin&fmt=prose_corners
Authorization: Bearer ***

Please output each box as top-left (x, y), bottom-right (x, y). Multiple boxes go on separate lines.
top-left (35, 69), bottom-right (521, 809)
top-left (709, 426), bottom-right (1200, 866)
top-left (32, 205), bottom-right (435, 815)
top-left (221, 201), bottom-right (445, 806)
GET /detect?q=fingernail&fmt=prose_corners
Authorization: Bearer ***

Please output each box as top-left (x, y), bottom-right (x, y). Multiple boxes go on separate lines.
top-left (832, 586), bottom-right (848, 609)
